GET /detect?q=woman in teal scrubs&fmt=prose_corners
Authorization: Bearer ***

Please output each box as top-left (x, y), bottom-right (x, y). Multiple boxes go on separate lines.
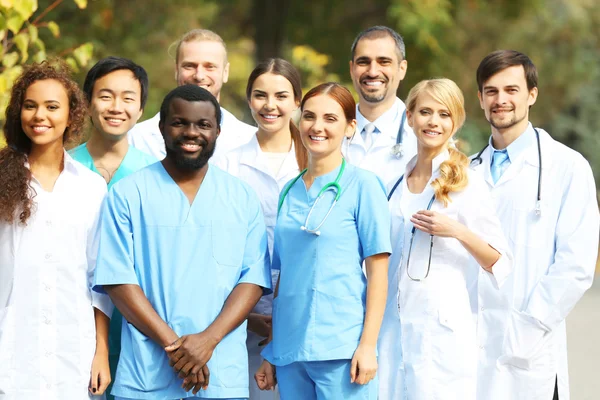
top-left (256, 83), bottom-right (391, 399)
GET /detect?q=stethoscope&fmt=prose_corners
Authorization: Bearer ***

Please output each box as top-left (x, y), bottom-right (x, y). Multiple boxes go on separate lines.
top-left (346, 110), bottom-right (407, 158)
top-left (471, 127), bottom-right (543, 216)
top-left (388, 174), bottom-right (436, 281)
top-left (277, 158), bottom-right (346, 236)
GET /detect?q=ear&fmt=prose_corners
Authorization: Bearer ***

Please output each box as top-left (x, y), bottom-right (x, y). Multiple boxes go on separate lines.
top-left (406, 109), bottom-right (414, 128)
top-left (477, 91), bottom-right (484, 110)
top-left (222, 62), bottom-right (230, 84)
top-left (346, 118), bottom-right (357, 139)
top-left (527, 87), bottom-right (538, 107)
top-left (397, 59), bottom-right (408, 81)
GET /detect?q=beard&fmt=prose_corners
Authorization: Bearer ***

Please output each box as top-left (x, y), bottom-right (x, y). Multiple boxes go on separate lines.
top-left (488, 108), bottom-right (527, 131)
top-left (165, 137), bottom-right (216, 171)
top-left (357, 75), bottom-right (390, 103)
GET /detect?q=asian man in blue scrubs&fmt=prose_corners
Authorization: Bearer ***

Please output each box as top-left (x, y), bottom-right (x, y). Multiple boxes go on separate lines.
top-left (93, 84), bottom-right (272, 400)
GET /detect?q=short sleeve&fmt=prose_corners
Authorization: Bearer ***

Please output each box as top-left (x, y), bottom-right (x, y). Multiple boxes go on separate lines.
top-left (92, 185), bottom-right (140, 293)
top-left (458, 172), bottom-right (513, 288)
top-left (237, 190), bottom-right (272, 294)
top-left (356, 173), bottom-right (392, 260)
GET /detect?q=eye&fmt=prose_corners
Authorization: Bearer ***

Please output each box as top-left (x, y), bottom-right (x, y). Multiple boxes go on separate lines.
top-left (200, 121), bottom-right (212, 129)
top-left (171, 120), bottom-right (183, 127)
top-left (419, 109), bottom-right (430, 115)
top-left (254, 93), bottom-right (265, 99)
top-left (47, 105), bottom-right (59, 111)
top-left (125, 97), bottom-right (136, 102)
top-left (99, 95), bottom-right (111, 100)
top-left (301, 113), bottom-right (314, 120)
top-left (440, 112), bottom-right (451, 118)
top-left (379, 60), bottom-right (391, 66)
top-left (277, 94), bottom-right (288, 100)
top-left (23, 103), bottom-right (36, 110)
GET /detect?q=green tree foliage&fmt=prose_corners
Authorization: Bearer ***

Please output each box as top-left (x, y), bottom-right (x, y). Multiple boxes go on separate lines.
top-left (0, 0), bottom-right (94, 145)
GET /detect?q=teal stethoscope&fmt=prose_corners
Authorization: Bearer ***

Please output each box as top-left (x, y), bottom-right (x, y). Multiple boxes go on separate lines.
top-left (277, 158), bottom-right (346, 236)
top-left (388, 174), bottom-right (436, 281)
top-left (471, 127), bottom-right (543, 216)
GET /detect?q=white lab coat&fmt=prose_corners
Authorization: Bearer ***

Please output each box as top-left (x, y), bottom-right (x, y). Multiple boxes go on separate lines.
top-left (127, 107), bottom-right (256, 160)
top-left (0, 152), bottom-right (112, 399)
top-left (379, 150), bottom-right (512, 400)
top-left (213, 135), bottom-right (300, 400)
top-left (470, 124), bottom-right (599, 400)
top-left (342, 97), bottom-right (418, 187)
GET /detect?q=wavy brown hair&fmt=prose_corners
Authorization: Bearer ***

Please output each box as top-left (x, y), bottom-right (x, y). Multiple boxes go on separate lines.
top-left (406, 78), bottom-right (469, 207)
top-left (0, 59), bottom-right (87, 225)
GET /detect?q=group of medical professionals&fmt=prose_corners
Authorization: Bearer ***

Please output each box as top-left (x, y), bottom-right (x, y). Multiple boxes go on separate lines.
top-left (0, 24), bottom-right (598, 400)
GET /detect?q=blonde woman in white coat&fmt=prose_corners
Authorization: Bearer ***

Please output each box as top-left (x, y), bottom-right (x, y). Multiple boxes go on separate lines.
top-left (379, 78), bottom-right (513, 400)
top-left (213, 58), bottom-right (306, 400)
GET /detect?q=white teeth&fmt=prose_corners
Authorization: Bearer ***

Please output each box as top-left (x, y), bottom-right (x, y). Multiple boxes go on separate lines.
top-left (364, 81), bottom-right (383, 86)
top-left (424, 130), bottom-right (440, 136)
top-left (33, 126), bottom-right (49, 133)
top-left (262, 115), bottom-right (278, 120)
top-left (181, 143), bottom-right (200, 151)
top-left (106, 118), bottom-right (122, 123)
top-left (310, 136), bottom-right (326, 141)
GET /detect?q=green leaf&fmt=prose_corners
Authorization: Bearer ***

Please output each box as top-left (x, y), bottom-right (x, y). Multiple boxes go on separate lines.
top-left (73, 0), bottom-right (87, 9)
top-left (13, 32), bottom-right (29, 62)
top-left (6, 14), bottom-right (25, 34)
top-left (14, 0), bottom-right (37, 20)
top-left (28, 23), bottom-right (38, 43)
top-left (34, 37), bottom-right (45, 51)
top-left (65, 56), bottom-right (79, 72)
top-left (2, 52), bottom-right (19, 68)
top-left (33, 49), bottom-right (46, 63)
top-left (47, 21), bottom-right (59, 37)
top-left (72, 42), bottom-right (93, 66)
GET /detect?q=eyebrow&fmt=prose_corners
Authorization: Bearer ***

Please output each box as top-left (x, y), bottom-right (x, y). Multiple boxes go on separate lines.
top-left (355, 56), bottom-right (393, 63)
top-left (97, 88), bottom-right (138, 96)
top-left (324, 113), bottom-right (339, 118)
top-left (252, 89), bottom-right (290, 95)
top-left (23, 99), bottom-right (61, 104)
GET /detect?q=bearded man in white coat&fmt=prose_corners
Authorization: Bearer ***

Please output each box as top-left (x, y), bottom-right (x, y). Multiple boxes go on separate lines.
top-left (128, 29), bottom-right (255, 160)
top-left (471, 49), bottom-right (599, 400)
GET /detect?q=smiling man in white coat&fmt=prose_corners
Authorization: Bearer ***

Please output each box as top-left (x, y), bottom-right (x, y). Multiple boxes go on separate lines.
top-left (128, 29), bottom-right (256, 160)
top-left (471, 50), bottom-right (599, 400)
top-left (345, 26), bottom-right (417, 186)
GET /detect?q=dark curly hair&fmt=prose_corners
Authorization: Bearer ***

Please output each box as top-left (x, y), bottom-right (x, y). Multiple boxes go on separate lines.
top-left (0, 59), bottom-right (87, 225)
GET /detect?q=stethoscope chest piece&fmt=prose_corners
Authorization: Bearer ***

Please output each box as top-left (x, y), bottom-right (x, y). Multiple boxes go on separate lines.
top-left (391, 143), bottom-right (404, 159)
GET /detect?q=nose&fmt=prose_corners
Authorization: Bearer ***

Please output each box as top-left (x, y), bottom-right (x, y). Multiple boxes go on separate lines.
top-left (428, 113), bottom-right (439, 127)
top-left (265, 96), bottom-right (275, 110)
top-left (367, 61), bottom-right (379, 76)
top-left (311, 117), bottom-right (324, 133)
top-left (32, 107), bottom-right (46, 121)
top-left (109, 98), bottom-right (124, 113)
top-left (193, 67), bottom-right (206, 82)
top-left (496, 90), bottom-right (509, 105)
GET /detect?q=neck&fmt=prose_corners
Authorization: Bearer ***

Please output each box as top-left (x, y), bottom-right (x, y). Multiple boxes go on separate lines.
top-left (412, 145), bottom-right (446, 179)
top-left (256, 126), bottom-right (292, 153)
top-left (161, 157), bottom-right (208, 184)
top-left (28, 141), bottom-right (64, 172)
top-left (307, 151), bottom-right (343, 177)
top-left (491, 118), bottom-right (530, 150)
top-left (86, 130), bottom-right (130, 160)
top-left (358, 96), bottom-right (396, 122)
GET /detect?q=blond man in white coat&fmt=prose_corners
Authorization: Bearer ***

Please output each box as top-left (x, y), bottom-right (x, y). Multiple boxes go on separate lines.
top-left (128, 29), bottom-right (255, 160)
top-left (471, 50), bottom-right (599, 400)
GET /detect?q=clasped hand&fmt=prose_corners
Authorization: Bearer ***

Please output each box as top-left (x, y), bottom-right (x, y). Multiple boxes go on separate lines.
top-left (410, 210), bottom-right (465, 238)
top-left (165, 332), bottom-right (219, 394)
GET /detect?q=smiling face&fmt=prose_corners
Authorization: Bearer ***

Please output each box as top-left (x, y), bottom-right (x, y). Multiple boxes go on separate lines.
top-left (350, 35), bottom-right (407, 106)
top-left (160, 98), bottom-right (220, 171)
top-left (176, 40), bottom-right (229, 100)
top-left (407, 91), bottom-right (456, 154)
top-left (249, 72), bottom-right (298, 135)
top-left (21, 79), bottom-right (70, 150)
top-left (299, 94), bottom-right (356, 160)
top-left (478, 65), bottom-right (537, 134)
top-left (89, 69), bottom-right (143, 140)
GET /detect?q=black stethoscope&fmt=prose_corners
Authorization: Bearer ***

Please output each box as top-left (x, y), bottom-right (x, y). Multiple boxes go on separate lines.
top-left (470, 127), bottom-right (543, 216)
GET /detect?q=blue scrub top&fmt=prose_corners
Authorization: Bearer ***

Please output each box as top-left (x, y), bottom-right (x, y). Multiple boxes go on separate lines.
top-left (69, 143), bottom-right (157, 190)
top-left (93, 163), bottom-right (272, 399)
top-left (262, 163), bottom-right (391, 367)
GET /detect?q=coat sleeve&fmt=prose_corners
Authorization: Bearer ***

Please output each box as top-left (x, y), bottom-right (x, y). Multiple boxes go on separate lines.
top-left (524, 155), bottom-right (599, 331)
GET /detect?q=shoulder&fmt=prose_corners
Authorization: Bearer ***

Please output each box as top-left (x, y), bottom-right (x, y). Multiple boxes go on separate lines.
top-left (210, 165), bottom-right (261, 203)
top-left (110, 162), bottom-right (160, 197)
top-left (211, 143), bottom-right (246, 172)
top-left (346, 164), bottom-right (387, 194)
top-left (68, 143), bottom-right (88, 158)
top-left (128, 146), bottom-right (159, 165)
top-left (221, 107), bottom-right (257, 134)
top-left (543, 131), bottom-right (591, 172)
top-left (67, 157), bottom-right (107, 198)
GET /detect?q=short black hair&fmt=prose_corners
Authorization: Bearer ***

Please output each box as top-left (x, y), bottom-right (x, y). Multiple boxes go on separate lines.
top-left (159, 84), bottom-right (221, 128)
top-left (476, 50), bottom-right (538, 92)
top-left (350, 26), bottom-right (406, 61)
top-left (83, 56), bottom-right (149, 109)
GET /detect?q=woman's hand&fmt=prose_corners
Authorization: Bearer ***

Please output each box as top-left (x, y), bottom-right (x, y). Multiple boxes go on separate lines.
top-left (411, 210), bottom-right (465, 238)
top-left (89, 350), bottom-right (111, 396)
top-left (255, 359), bottom-right (277, 391)
top-left (350, 343), bottom-right (378, 385)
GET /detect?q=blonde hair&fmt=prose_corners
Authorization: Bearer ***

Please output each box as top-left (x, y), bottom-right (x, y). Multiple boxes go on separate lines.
top-left (171, 29), bottom-right (227, 64)
top-left (406, 78), bottom-right (469, 207)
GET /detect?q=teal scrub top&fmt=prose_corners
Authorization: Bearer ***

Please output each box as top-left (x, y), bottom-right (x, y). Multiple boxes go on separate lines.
top-left (93, 163), bottom-right (271, 399)
top-left (262, 163), bottom-right (392, 367)
top-left (69, 143), bottom-right (157, 190)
